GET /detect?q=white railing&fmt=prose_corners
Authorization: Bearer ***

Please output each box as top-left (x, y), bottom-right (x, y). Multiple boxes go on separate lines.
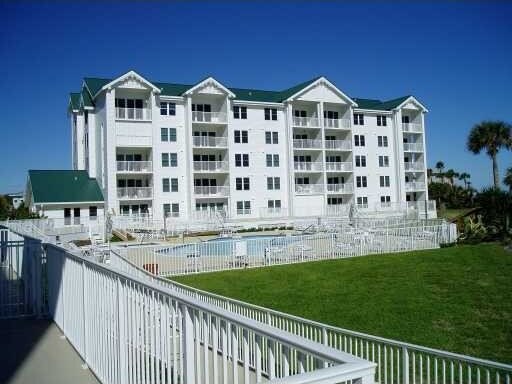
top-left (402, 123), bottom-right (423, 133)
top-left (42, 241), bottom-right (376, 384)
top-left (295, 184), bottom-right (324, 194)
top-left (324, 118), bottom-right (351, 129)
top-left (194, 185), bottom-right (230, 197)
top-left (292, 116), bottom-right (320, 128)
top-left (326, 184), bottom-right (354, 193)
top-left (116, 161), bottom-right (153, 173)
top-left (325, 140), bottom-right (352, 150)
top-left (293, 139), bottom-right (323, 149)
top-left (294, 161), bottom-right (324, 171)
top-left (236, 209), bottom-right (252, 216)
top-left (407, 200), bottom-right (437, 212)
top-left (403, 142), bottom-right (424, 152)
top-left (326, 162), bottom-right (353, 172)
top-left (192, 136), bottom-right (228, 148)
top-left (191, 111), bottom-right (227, 123)
top-left (116, 107), bottom-right (151, 121)
top-left (193, 160), bottom-right (229, 172)
top-left (405, 182), bottom-right (426, 191)
top-left (259, 207), bottom-right (287, 218)
top-left (404, 162), bottom-right (424, 171)
top-left (117, 187), bottom-right (153, 199)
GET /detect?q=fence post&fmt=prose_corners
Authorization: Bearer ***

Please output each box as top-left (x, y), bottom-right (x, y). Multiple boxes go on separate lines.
top-left (402, 345), bottom-right (410, 384)
top-left (181, 303), bottom-right (196, 384)
top-left (82, 261), bottom-right (88, 364)
top-left (117, 277), bottom-right (127, 384)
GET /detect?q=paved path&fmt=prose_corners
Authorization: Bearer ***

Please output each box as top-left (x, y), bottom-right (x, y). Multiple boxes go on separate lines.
top-left (0, 318), bottom-right (100, 384)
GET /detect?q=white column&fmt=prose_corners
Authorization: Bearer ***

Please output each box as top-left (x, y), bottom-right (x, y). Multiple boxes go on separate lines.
top-left (319, 101), bottom-right (327, 215)
top-left (421, 112), bottom-right (429, 201)
top-left (284, 103), bottom-right (295, 216)
top-left (394, 109), bottom-right (407, 203)
top-left (184, 96), bottom-right (194, 220)
top-left (105, 88), bottom-right (118, 214)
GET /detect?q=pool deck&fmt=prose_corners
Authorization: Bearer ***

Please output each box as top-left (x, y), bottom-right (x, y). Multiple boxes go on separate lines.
top-left (0, 318), bottom-right (100, 384)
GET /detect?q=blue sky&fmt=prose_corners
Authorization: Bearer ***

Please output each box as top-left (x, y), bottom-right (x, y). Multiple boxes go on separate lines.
top-left (0, 1), bottom-right (511, 193)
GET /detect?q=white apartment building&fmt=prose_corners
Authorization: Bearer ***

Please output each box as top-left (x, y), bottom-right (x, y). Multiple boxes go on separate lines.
top-left (68, 70), bottom-right (430, 221)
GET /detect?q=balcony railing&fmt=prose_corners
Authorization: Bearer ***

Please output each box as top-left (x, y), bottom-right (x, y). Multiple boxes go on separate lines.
top-left (295, 183), bottom-right (324, 194)
top-left (325, 139), bottom-right (352, 150)
top-left (324, 118), bottom-right (351, 129)
top-left (404, 162), bottom-right (424, 171)
top-left (193, 160), bottom-right (229, 172)
top-left (406, 200), bottom-right (437, 212)
top-left (116, 161), bottom-right (153, 173)
top-left (192, 136), bottom-right (228, 148)
top-left (402, 123), bottom-right (423, 133)
top-left (194, 185), bottom-right (230, 197)
top-left (236, 209), bottom-right (252, 215)
top-left (117, 187), bottom-right (153, 199)
top-left (327, 183), bottom-right (354, 193)
top-left (191, 111), bottom-right (227, 123)
top-left (325, 162), bottom-right (353, 172)
top-left (259, 207), bottom-right (287, 218)
top-left (292, 116), bottom-right (320, 128)
top-left (293, 139), bottom-right (323, 149)
top-left (294, 161), bottom-right (324, 171)
top-left (405, 181), bottom-right (426, 191)
top-left (403, 142), bottom-right (424, 152)
top-left (115, 107), bottom-right (151, 121)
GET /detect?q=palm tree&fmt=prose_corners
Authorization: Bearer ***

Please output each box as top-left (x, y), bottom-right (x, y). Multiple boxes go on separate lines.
top-left (504, 167), bottom-right (512, 192)
top-left (435, 161), bottom-right (445, 182)
top-left (445, 169), bottom-right (457, 185)
top-left (467, 121), bottom-right (512, 188)
top-left (459, 172), bottom-right (470, 189)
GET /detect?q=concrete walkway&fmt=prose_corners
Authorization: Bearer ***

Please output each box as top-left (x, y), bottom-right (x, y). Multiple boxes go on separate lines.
top-left (0, 318), bottom-right (100, 384)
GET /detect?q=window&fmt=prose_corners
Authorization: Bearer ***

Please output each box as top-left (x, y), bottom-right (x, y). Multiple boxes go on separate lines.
top-left (272, 132), bottom-right (279, 144)
top-left (267, 177), bottom-right (281, 190)
top-left (160, 102), bottom-right (176, 116)
top-left (264, 108), bottom-right (278, 121)
top-left (381, 196), bottom-right (391, 203)
top-left (236, 201), bottom-right (251, 214)
top-left (163, 178), bottom-right (170, 192)
top-left (267, 200), bottom-right (281, 209)
top-left (377, 135), bottom-right (389, 147)
top-left (233, 106), bottom-right (247, 119)
top-left (89, 206), bottom-right (97, 219)
top-left (161, 128), bottom-right (176, 142)
top-left (170, 153), bottom-right (177, 167)
top-left (234, 130), bottom-right (248, 144)
top-left (116, 98), bottom-right (146, 120)
top-left (235, 154), bottom-right (249, 167)
top-left (161, 153), bottom-right (169, 167)
top-left (294, 110), bottom-right (307, 118)
top-left (355, 155), bottom-right (366, 167)
top-left (377, 115), bottom-right (387, 126)
top-left (353, 113), bottom-right (364, 125)
top-left (402, 115), bottom-right (410, 124)
top-left (354, 135), bottom-right (365, 147)
top-left (171, 178), bottom-right (178, 192)
top-left (379, 156), bottom-right (390, 167)
top-left (163, 204), bottom-right (170, 216)
top-left (266, 154), bottom-right (280, 167)
top-left (380, 176), bottom-right (391, 187)
top-left (357, 196), bottom-right (368, 206)
top-left (356, 176), bottom-right (368, 188)
top-left (164, 203), bottom-right (179, 217)
top-left (265, 131), bottom-right (279, 144)
top-left (235, 177), bottom-right (250, 190)
top-left (327, 197), bottom-right (343, 205)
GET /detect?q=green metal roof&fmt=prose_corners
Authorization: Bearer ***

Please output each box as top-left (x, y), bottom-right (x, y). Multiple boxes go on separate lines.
top-left (81, 87), bottom-right (94, 108)
top-left (28, 170), bottom-right (104, 204)
top-left (69, 93), bottom-right (80, 111)
top-left (78, 74), bottom-right (416, 110)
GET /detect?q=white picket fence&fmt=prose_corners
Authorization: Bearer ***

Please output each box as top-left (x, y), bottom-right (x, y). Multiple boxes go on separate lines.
top-left (120, 223), bottom-right (456, 277)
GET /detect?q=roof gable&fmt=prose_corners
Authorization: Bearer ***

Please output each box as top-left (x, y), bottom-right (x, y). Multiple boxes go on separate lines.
top-left (28, 170), bottom-right (104, 204)
top-left (183, 77), bottom-right (236, 98)
top-left (68, 93), bottom-right (80, 112)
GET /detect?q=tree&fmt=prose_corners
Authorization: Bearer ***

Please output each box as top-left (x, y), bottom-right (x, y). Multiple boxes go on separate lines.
top-left (0, 195), bottom-right (10, 220)
top-left (467, 121), bottom-right (512, 188)
top-left (444, 169), bottom-right (458, 185)
top-left (475, 187), bottom-right (512, 237)
top-left (459, 172), bottom-right (470, 189)
top-left (504, 167), bottom-right (512, 192)
top-left (435, 161), bottom-right (445, 175)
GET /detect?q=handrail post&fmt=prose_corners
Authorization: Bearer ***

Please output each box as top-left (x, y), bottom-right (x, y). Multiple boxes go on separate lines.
top-left (181, 303), bottom-right (196, 384)
top-left (82, 261), bottom-right (88, 364)
top-left (403, 345), bottom-right (410, 384)
top-left (117, 277), bottom-right (127, 384)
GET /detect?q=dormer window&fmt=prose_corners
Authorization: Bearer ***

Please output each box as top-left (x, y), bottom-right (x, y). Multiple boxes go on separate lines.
top-left (116, 98), bottom-right (148, 120)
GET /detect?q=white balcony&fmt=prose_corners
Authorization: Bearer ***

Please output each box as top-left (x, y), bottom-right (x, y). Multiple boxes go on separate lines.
top-left (259, 207), bottom-right (286, 218)
top-left (117, 187), bottom-right (153, 200)
top-left (116, 161), bottom-right (152, 173)
top-left (194, 185), bottom-right (230, 197)
top-left (325, 162), bottom-right (353, 172)
top-left (192, 111), bottom-right (227, 124)
top-left (404, 162), bottom-right (424, 171)
top-left (405, 181), bottom-right (426, 191)
top-left (294, 161), bottom-right (324, 172)
top-left (325, 140), bottom-right (352, 150)
top-left (406, 200), bottom-right (437, 212)
top-left (293, 139), bottom-right (323, 149)
top-left (236, 209), bottom-right (252, 216)
top-left (115, 107), bottom-right (151, 121)
top-left (295, 184), bottom-right (324, 194)
top-left (324, 118), bottom-right (351, 129)
top-left (402, 123), bottom-right (423, 133)
top-left (192, 136), bottom-right (228, 148)
top-left (193, 161), bottom-right (229, 172)
top-left (403, 143), bottom-right (424, 152)
top-left (326, 183), bottom-right (354, 193)
top-left (292, 116), bottom-right (320, 128)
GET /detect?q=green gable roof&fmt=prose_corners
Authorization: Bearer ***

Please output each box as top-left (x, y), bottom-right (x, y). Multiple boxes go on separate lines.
top-left (69, 93), bottom-right (80, 111)
top-left (77, 74), bottom-right (418, 110)
top-left (81, 87), bottom-right (94, 108)
top-left (28, 170), bottom-right (104, 204)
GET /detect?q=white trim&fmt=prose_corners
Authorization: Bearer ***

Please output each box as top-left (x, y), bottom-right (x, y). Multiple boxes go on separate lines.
top-left (285, 76), bottom-right (358, 106)
top-left (97, 70), bottom-right (161, 98)
top-left (34, 201), bottom-right (104, 206)
top-left (158, 95), bottom-right (185, 102)
top-left (232, 100), bottom-right (284, 108)
top-left (393, 96), bottom-right (429, 113)
top-left (353, 108), bottom-right (393, 115)
top-left (183, 76), bottom-right (236, 98)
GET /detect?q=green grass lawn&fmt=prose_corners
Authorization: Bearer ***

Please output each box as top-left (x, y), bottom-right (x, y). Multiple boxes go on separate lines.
top-left (437, 208), bottom-right (474, 220)
top-left (172, 244), bottom-right (512, 363)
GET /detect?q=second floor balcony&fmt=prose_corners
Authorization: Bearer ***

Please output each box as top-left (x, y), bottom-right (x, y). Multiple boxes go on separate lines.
top-left (117, 187), bottom-right (153, 200)
top-left (294, 161), bottom-right (323, 172)
top-left (116, 161), bottom-right (153, 173)
top-left (325, 139), bottom-right (352, 151)
top-left (292, 116), bottom-right (320, 128)
top-left (193, 160), bottom-right (229, 172)
top-left (325, 162), bottom-right (353, 172)
top-left (192, 136), bottom-right (228, 148)
top-left (402, 123), bottom-right (423, 133)
top-left (405, 181), bottom-right (426, 191)
top-left (403, 142), bottom-right (424, 152)
top-left (115, 107), bottom-right (151, 121)
top-left (404, 162), bottom-right (424, 171)
top-left (326, 183), bottom-right (354, 193)
top-left (324, 118), bottom-right (351, 129)
top-left (295, 183), bottom-right (324, 194)
top-left (293, 139), bottom-right (323, 149)
top-left (192, 111), bottom-right (227, 124)
top-left (194, 185), bottom-right (230, 197)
